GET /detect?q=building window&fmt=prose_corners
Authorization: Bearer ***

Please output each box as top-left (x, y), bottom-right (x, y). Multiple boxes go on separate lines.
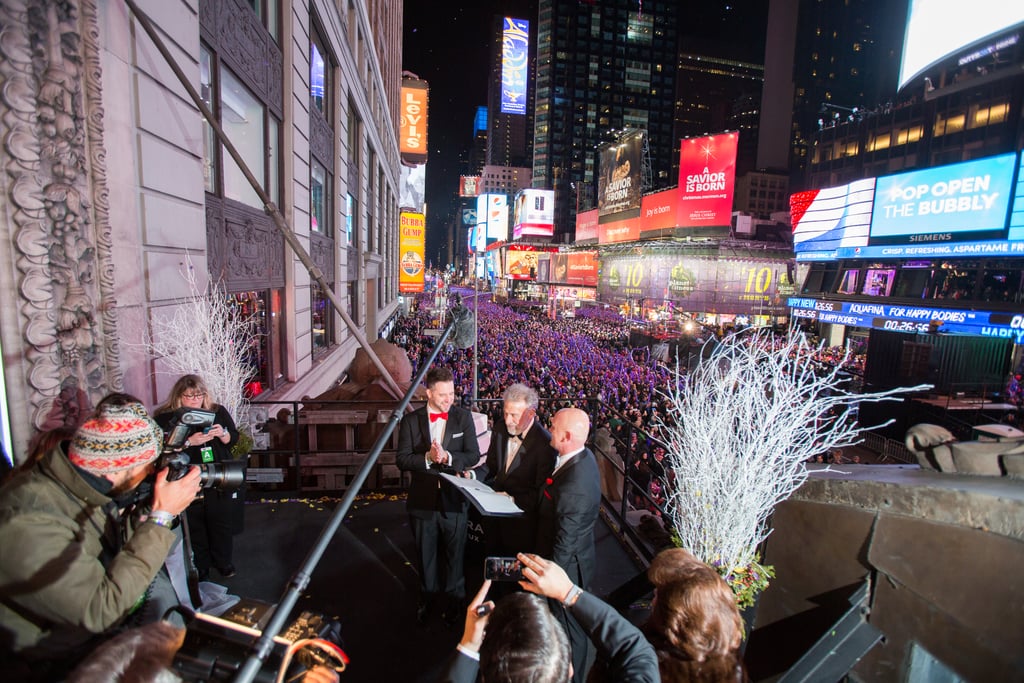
top-left (311, 160), bottom-right (329, 233)
top-left (347, 281), bottom-right (360, 325)
top-left (221, 67), bottom-right (267, 208)
top-left (345, 193), bottom-right (355, 244)
top-left (311, 282), bottom-right (335, 355)
top-left (310, 27), bottom-right (330, 119)
top-left (226, 289), bottom-right (280, 396)
top-left (245, 0), bottom-right (280, 42)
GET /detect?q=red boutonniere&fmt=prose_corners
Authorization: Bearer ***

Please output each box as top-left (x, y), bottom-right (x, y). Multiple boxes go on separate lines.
top-left (543, 477), bottom-right (554, 499)
top-left (545, 477), bottom-right (553, 486)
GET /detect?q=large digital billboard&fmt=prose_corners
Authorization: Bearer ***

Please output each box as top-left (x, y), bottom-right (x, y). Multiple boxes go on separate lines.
top-left (400, 78), bottom-right (428, 164)
top-left (598, 252), bottom-right (789, 316)
top-left (513, 188), bottom-right (555, 238)
top-left (506, 249), bottom-right (539, 280)
top-left (640, 188), bottom-right (680, 232)
top-left (399, 212), bottom-right (425, 293)
top-left (460, 176), bottom-right (481, 197)
top-left (500, 17), bottom-right (530, 115)
top-left (567, 252), bottom-right (599, 287)
top-left (898, 1), bottom-right (1024, 91)
top-left (399, 162), bottom-right (425, 211)
top-left (678, 132), bottom-right (738, 228)
top-left (575, 209), bottom-right (599, 242)
top-left (792, 152), bottom-right (1024, 261)
top-left (477, 193), bottom-right (509, 242)
top-left (870, 153), bottom-right (1016, 243)
top-left (598, 130), bottom-right (644, 217)
top-left (598, 215), bottom-right (640, 244)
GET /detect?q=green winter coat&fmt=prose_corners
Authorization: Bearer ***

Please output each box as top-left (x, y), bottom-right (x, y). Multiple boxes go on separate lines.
top-left (0, 444), bottom-right (175, 663)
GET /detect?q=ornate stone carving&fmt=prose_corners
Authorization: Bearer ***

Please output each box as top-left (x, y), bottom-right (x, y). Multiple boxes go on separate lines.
top-left (0, 0), bottom-right (119, 432)
top-left (310, 109), bottom-right (334, 172)
top-left (203, 0), bottom-right (283, 116)
top-left (310, 231), bottom-right (335, 283)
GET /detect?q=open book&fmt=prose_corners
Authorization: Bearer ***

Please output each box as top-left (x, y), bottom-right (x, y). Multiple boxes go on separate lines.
top-left (440, 473), bottom-right (524, 517)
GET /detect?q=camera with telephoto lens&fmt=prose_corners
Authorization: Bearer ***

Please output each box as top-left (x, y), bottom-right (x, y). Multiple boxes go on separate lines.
top-left (159, 407), bottom-right (246, 491)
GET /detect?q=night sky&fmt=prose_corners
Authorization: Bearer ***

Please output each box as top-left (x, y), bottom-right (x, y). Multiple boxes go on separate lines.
top-left (402, 2), bottom-right (537, 265)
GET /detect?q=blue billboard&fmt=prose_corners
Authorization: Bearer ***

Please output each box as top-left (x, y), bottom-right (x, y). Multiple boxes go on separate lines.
top-left (792, 152), bottom-right (1024, 261)
top-left (500, 18), bottom-right (529, 115)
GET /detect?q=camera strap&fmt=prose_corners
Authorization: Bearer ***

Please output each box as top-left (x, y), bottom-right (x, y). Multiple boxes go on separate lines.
top-left (179, 513), bottom-right (203, 608)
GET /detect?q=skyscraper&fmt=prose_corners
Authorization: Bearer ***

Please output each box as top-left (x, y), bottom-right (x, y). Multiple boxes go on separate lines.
top-left (533, 0), bottom-right (680, 242)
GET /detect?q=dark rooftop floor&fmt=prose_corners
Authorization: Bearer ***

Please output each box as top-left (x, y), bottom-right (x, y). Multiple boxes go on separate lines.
top-left (204, 492), bottom-right (646, 682)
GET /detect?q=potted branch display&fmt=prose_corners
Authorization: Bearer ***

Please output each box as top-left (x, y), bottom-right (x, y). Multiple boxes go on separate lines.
top-left (655, 330), bottom-right (927, 620)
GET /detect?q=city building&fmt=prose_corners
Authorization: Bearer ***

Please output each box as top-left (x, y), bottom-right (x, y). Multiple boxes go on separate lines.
top-left (791, 9), bottom-right (1024, 394)
top-left (532, 0), bottom-right (681, 241)
top-left (0, 0), bottom-right (402, 459)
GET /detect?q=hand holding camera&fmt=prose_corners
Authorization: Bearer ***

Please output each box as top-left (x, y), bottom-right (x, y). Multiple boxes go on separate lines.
top-left (151, 464), bottom-right (202, 516)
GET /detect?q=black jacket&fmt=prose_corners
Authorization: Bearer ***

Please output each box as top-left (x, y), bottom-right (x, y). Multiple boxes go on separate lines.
top-left (396, 405), bottom-right (481, 514)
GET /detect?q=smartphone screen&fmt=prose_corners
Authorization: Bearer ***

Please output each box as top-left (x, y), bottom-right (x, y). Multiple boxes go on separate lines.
top-left (484, 556), bottom-right (523, 582)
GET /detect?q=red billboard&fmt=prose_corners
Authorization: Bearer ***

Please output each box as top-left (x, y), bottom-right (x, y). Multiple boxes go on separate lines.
top-left (460, 176), bottom-right (481, 197)
top-left (678, 132), bottom-right (738, 228)
top-left (567, 252), bottom-right (599, 287)
top-left (575, 209), bottom-right (599, 242)
top-left (640, 188), bottom-right (679, 232)
top-left (598, 214), bottom-right (641, 244)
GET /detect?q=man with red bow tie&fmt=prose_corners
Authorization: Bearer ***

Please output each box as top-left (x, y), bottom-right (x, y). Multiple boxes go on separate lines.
top-left (397, 366), bottom-right (480, 627)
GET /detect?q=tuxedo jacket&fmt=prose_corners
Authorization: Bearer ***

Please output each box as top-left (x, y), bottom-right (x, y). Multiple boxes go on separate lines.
top-left (438, 591), bottom-right (659, 683)
top-left (536, 448), bottom-right (602, 588)
top-left (396, 404), bottom-right (481, 514)
top-left (477, 422), bottom-right (556, 515)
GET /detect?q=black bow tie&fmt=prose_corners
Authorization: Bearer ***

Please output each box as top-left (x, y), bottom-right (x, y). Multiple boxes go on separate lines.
top-left (509, 433), bottom-right (522, 441)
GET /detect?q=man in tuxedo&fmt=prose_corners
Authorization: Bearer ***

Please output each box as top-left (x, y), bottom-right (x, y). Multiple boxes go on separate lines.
top-left (476, 383), bottom-right (555, 557)
top-left (396, 367), bottom-right (481, 626)
top-left (537, 407), bottom-right (601, 683)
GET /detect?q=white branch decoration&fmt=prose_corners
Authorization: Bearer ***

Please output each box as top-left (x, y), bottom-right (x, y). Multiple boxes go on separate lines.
top-left (656, 329), bottom-right (930, 581)
top-left (146, 255), bottom-right (256, 433)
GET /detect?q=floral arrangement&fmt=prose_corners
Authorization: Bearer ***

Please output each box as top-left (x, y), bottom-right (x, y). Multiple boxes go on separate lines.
top-left (655, 330), bottom-right (928, 607)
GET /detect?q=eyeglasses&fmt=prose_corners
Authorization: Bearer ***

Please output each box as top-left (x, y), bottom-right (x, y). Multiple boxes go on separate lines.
top-left (182, 392), bottom-right (206, 400)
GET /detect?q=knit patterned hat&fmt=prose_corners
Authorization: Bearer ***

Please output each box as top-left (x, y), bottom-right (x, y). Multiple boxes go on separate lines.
top-left (69, 401), bottom-right (163, 474)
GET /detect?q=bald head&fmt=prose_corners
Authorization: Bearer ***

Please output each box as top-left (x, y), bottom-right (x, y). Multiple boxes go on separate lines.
top-left (549, 408), bottom-right (590, 455)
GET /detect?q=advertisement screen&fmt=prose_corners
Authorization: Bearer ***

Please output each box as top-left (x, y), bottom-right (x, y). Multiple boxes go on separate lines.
top-left (861, 269), bottom-right (897, 296)
top-left (399, 163), bottom-right (426, 211)
top-left (598, 252), bottom-right (788, 316)
top-left (869, 153), bottom-right (1016, 243)
top-left (898, 1), bottom-right (1024, 90)
top-left (793, 152), bottom-right (1024, 261)
top-left (791, 178), bottom-right (875, 259)
top-left (598, 215), bottom-right (640, 244)
top-left (575, 209), bottom-right (599, 242)
top-left (677, 132), bottom-right (738, 228)
top-left (478, 194), bottom-right (509, 242)
top-left (398, 212), bottom-right (425, 293)
top-left (640, 188), bottom-right (679, 232)
top-left (567, 252), bottom-right (599, 287)
top-left (598, 131), bottom-right (644, 216)
top-left (500, 17), bottom-right (530, 115)
top-left (506, 250), bottom-right (539, 280)
top-left (400, 79), bottom-right (428, 164)
top-left (513, 189), bottom-right (555, 238)
top-left (460, 176), bottom-right (481, 197)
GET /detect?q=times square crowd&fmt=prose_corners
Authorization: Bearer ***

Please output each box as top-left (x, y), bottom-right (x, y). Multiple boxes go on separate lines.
top-left (390, 286), bottom-right (869, 511)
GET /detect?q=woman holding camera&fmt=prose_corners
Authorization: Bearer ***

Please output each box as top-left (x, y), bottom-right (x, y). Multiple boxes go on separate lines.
top-left (155, 375), bottom-right (241, 581)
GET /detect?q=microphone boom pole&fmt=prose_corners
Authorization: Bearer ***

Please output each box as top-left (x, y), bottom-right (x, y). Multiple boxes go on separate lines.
top-left (233, 312), bottom-right (462, 683)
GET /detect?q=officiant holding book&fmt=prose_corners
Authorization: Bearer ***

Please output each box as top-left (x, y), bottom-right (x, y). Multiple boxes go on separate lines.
top-left (473, 383), bottom-right (556, 557)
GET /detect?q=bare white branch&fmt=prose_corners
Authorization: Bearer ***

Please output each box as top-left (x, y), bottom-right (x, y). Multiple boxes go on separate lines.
top-left (656, 329), bottom-right (929, 577)
top-left (144, 254), bottom-right (256, 432)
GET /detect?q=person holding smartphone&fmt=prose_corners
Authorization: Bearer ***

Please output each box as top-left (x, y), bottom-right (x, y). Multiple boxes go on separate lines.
top-left (155, 374), bottom-right (241, 581)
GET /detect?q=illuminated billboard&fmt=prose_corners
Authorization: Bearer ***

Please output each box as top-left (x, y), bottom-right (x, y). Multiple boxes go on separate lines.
top-left (640, 188), bottom-right (679, 232)
top-left (477, 193), bottom-right (509, 242)
top-left (575, 209), bottom-right (599, 242)
top-left (598, 130), bottom-right (644, 216)
top-left (598, 252), bottom-right (788, 315)
top-left (460, 176), bottom-right (481, 197)
top-left (506, 249), bottom-right (539, 280)
top-left (398, 211), bottom-right (425, 293)
top-left (567, 252), bottom-right (599, 287)
top-left (399, 163), bottom-right (426, 211)
top-left (513, 189), bottom-right (555, 238)
top-left (598, 214), bottom-right (640, 244)
top-left (898, 1), bottom-right (1024, 91)
top-left (793, 152), bottom-right (1024, 261)
top-left (500, 17), bottom-right (530, 115)
top-left (870, 153), bottom-right (1016, 243)
top-left (400, 78), bottom-right (428, 164)
top-left (678, 132), bottom-right (738, 228)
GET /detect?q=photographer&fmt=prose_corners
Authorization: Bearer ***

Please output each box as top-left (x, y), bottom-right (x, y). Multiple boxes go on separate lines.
top-left (155, 375), bottom-right (241, 581)
top-left (0, 395), bottom-right (201, 680)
